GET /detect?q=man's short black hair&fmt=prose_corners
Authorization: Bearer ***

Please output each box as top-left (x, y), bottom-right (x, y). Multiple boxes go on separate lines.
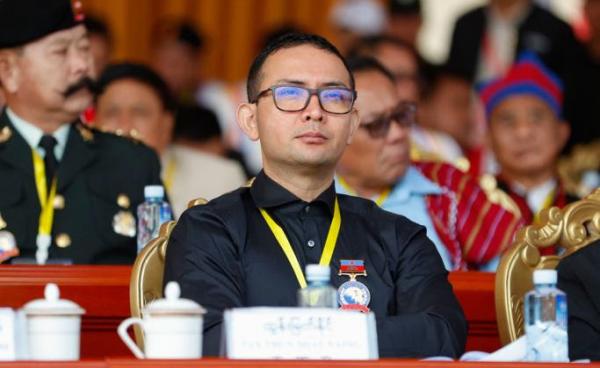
top-left (419, 61), bottom-right (471, 100)
top-left (246, 32), bottom-right (354, 103)
top-left (174, 104), bottom-right (222, 142)
top-left (96, 62), bottom-right (177, 113)
top-left (346, 56), bottom-right (396, 85)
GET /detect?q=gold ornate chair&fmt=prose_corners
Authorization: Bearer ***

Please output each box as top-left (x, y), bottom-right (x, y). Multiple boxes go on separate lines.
top-left (129, 197), bottom-right (207, 349)
top-left (495, 188), bottom-right (600, 345)
top-left (558, 139), bottom-right (600, 198)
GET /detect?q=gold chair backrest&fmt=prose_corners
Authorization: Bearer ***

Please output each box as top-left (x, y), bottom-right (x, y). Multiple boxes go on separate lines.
top-left (558, 139), bottom-right (600, 198)
top-left (129, 197), bottom-right (207, 349)
top-left (495, 188), bottom-right (600, 345)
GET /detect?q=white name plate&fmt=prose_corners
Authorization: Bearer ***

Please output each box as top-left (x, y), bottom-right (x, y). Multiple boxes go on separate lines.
top-left (223, 307), bottom-right (378, 360)
top-left (0, 308), bottom-right (16, 361)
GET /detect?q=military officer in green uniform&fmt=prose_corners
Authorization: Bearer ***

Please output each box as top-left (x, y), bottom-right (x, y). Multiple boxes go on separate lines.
top-left (0, 0), bottom-right (163, 264)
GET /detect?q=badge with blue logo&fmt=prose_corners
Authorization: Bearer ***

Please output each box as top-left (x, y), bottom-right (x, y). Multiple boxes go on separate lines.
top-left (338, 260), bottom-right (370, 312)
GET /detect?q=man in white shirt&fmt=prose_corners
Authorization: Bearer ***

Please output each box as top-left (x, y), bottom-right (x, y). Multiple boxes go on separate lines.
top-left (94, 63), bottom-right (246, 217)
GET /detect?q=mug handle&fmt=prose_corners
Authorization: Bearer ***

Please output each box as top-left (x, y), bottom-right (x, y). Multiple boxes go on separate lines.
top-left (117, 317), bottom-right (145, 359)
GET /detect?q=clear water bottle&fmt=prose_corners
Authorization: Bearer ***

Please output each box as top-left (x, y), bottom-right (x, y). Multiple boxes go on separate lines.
top-left (297, 264), bottom-right (337, 308)
top-left (136, 185), bottom-right (172, 253)
top-left (524, 269), bottom-right (569, 362)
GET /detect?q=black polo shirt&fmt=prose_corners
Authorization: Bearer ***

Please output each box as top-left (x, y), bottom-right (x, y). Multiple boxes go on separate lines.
top-left (164, 170), bottom-right (467, 358)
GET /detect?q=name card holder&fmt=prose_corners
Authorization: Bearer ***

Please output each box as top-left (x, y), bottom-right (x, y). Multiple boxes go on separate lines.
top-left (0, 308), bottom-right (16, 360)
top-left (223, 307), bottom-right (378, 360)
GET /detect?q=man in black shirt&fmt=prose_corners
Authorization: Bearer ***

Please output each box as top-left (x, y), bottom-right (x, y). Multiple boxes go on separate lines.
top-left (164, 33), bottom-right (467, 358)
top-left (557, 239), bottom-right (600, 361)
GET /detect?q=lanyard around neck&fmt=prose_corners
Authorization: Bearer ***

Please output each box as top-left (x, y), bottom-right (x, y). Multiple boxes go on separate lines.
top-left (337, 176), bottom-right (390, 206)
top-left (259, 197), bottom-right (341, 289)
top-left (32, 150), bottom-right (57, 264)
top-left (533, 187), bottom-right (556, 223)
top-left (163, 156), bottom-right (177, 193)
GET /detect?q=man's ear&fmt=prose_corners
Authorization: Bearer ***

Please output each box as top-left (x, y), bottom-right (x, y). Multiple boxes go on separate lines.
top-left (237, 102), bottom-right (260, 141)
top-left (557, 119), bottom-right (571, 151)
top-left (0, 49), bottom-right (20, 94)
top-left (345, 108), bottom-right (360, 145)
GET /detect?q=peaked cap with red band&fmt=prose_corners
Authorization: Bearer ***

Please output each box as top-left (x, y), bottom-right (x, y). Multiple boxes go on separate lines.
top-left (478, 53), bottom-right (564, 119)
top-left (0, 0), bottom-right (85, 49)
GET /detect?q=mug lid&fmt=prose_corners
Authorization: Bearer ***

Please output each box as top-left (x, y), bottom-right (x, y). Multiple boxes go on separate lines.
top-left (22, 283), bottom-right (85, 316)
top-left (144, 282), bottom-right (206, 316)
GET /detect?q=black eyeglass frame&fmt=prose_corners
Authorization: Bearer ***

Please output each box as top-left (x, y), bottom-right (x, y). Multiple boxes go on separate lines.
top-left (359, 101), bottom-right (417, 139)
top-left (251, 85), bottom-right (357, 114)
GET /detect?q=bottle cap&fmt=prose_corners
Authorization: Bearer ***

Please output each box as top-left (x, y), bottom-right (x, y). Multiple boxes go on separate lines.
top-left (144, 185), bottom-right (164, 199)
top-left (533, 269), bottom-right (557, 285)
top-left (305, 264), bottom-right (330, 282)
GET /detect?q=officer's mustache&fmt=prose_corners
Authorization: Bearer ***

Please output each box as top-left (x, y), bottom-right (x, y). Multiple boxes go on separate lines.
top-left (63, 77), bottom-right (96, 98)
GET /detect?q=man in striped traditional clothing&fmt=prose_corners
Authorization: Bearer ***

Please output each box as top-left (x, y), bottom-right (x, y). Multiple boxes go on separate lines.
top-left (478, 53), bottom-right (578, 226)
top-left (337, 56), bottom-right (523, 271)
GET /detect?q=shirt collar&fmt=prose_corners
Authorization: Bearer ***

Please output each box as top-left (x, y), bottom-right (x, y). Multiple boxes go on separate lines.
top-left (250, 170), bottom-right (336, 214)
top-left (387, 166), bottom-right (443, 203)
top-left (511, 177), bottom-right (557, 213)
top-left (7, 107), bottom-right (71, 161)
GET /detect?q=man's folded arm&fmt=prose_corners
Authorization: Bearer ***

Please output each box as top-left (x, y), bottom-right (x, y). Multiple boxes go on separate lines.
top-left (378, 224), bottom-right (467, 358)
top-left (163, 206), bottom-right (244, 356)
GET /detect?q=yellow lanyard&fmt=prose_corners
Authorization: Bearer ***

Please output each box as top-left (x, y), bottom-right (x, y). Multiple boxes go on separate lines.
top-left (32, 150), bottom-right (57, 237)
top-left (533, 188), bottom-right (555, 223)
top-left (259, 197), bottom-right (341, 289)
top-left (337, 176), bottom-right (390, 206)
top-left (163, 156), bottom-right (176, 193)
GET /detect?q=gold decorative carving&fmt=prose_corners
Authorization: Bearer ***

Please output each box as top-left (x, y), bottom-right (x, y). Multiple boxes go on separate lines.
top-left (496, 188), bottom-right (600, 345)
top-left (558, 140), bottom-right (600, 197)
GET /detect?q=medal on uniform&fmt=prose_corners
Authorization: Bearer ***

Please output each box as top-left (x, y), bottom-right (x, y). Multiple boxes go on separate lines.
top-left (113, 194), bottom-right (136, 237)
top-left (337, 259), bottom-right (371, 312)
top-left (0, 212), bottom-right (18, 263)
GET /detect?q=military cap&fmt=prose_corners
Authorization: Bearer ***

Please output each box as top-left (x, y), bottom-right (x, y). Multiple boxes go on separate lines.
top-left (0, 0), bottom-right (84, 49)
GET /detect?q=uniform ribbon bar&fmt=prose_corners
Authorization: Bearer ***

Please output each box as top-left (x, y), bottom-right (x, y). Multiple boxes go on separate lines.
top-left (340, 259), bottom-right (365, 273)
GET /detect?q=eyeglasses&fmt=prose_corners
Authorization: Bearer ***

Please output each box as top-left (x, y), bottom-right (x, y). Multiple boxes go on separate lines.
top-left (251, 85), bottom-right (356, 114)
top-left (360, 102), bottom-right (417, 138)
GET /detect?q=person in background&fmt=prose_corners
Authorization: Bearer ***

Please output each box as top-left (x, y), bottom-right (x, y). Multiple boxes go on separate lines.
top-left (164, 32), bottom-right (467, 358)
top-left (329, 0), bottom-right (386, 55)
top-left (565, 0), bottom-right (600, 150)
top-left (151, 19), bottom-right (204, 105)
top-left (557, 239), bottom-right (600, 361)
top-left (348, 36), bottom-right (464, 165)
top-left (0, 0), bottom-right (163, 264)
top-left (446, 0), bottom-right (586, 152)
top-left (94, 63), bottom-right (245, 217)
top-left (479, 53), bottom-right (578, 226)
top-left (173, 104), bottom-right (252, 178)
top-left (84, 14), bottom-right (112, 77)
top-left (385, 0), bottom-right (422, 48)
top-left (173, 104), bottom-right (227, 158)
top-left (418, 63), bottom-right (493, 175)
top-left (337, 56), bottom-right (522, 271)
top-left (446, 0), bottom-right (580, 83)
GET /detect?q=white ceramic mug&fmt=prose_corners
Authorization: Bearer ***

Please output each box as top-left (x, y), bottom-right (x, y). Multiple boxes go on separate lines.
top-left (118, 313), bottom-right (203, 359)
top-left (117, 281), bottom-right (205, 359)
top-left (21, 283), bottom-right (85, 361)
top-left (27, 315), bottom-right (82, 360)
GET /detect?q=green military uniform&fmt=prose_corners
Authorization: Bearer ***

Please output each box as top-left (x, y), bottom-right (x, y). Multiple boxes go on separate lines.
top-left (0, 110), bottom-right (163, 264)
